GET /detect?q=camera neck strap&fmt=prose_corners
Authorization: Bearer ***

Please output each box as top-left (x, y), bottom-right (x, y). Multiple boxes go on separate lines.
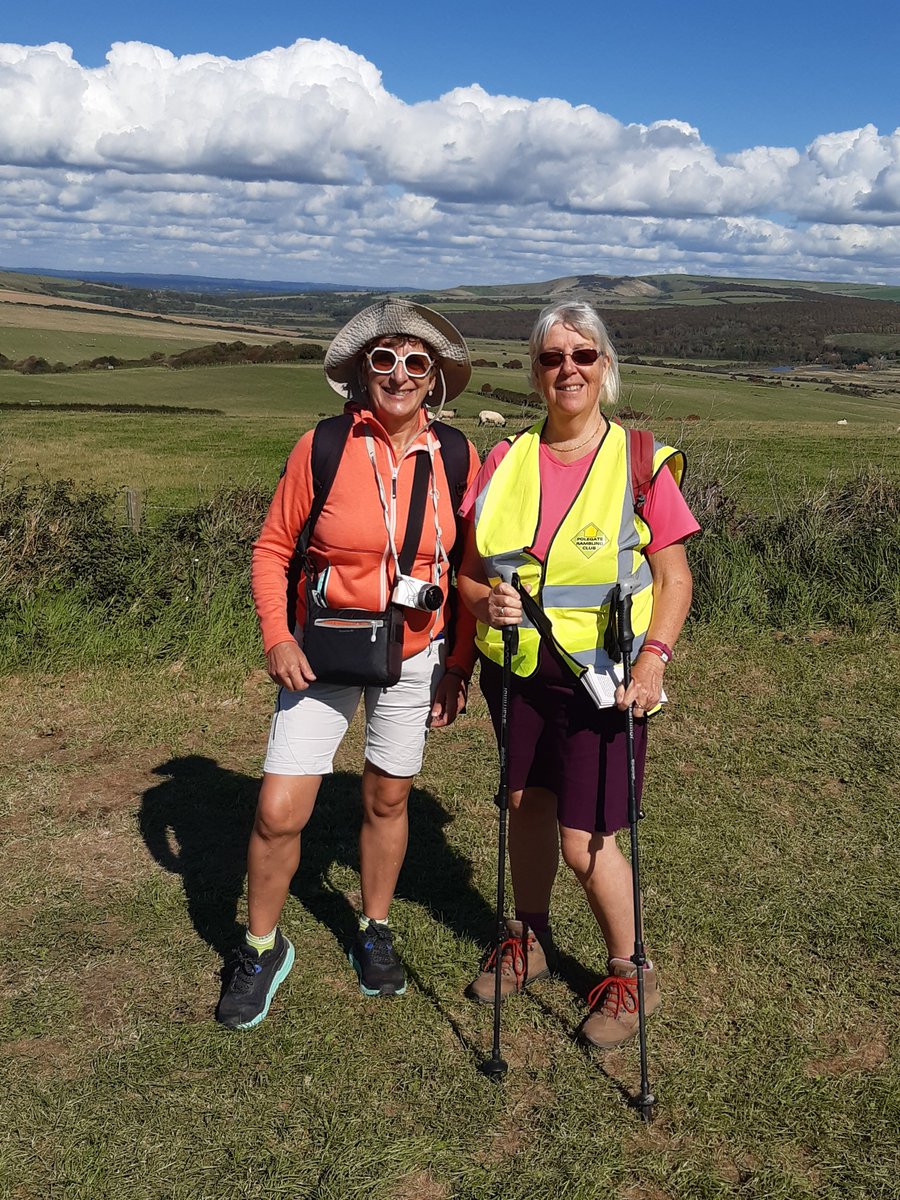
top-left (365, 433), bottom-right (433, 585)
top-left (397, 451), bottom-right (433, 575)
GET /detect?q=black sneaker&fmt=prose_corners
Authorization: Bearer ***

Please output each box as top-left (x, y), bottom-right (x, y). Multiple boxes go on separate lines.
top-left (216, 930), bottom-right (295, 1030)
top-left (348, 920), bottom-right (407, 997)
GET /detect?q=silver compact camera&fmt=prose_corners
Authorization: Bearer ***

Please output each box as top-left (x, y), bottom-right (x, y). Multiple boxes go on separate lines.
top-left (392, 574), bottom-right (443, 612)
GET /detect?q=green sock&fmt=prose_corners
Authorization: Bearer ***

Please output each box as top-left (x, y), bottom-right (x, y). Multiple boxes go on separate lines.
top-left (246, 928), bottom-right (277, 955)
top-left (359, 913), bottom-right (389, 931)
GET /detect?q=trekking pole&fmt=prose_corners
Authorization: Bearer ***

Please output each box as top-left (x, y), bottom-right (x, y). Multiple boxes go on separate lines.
top-left (480, 575), bottom-right (519, 1082)
top-left (617, 590), bottom-right (656, 1123)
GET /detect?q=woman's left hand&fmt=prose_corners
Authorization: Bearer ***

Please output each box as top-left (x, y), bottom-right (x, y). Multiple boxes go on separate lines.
top-left (615, 652), bottom-right (665, 717)
top-left (430, 670), bottom-right (468, 728)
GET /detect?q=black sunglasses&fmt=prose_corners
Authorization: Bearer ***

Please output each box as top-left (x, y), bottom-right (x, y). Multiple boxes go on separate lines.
top-left (537, 348), bottom-right (602, 369)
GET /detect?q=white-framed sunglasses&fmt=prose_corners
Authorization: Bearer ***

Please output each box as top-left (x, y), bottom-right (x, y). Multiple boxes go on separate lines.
top-left (366, 347), bottom-right (435, 378)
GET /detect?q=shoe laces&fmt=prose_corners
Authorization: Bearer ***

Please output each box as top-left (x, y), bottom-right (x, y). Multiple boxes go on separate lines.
top-left (587, 973), bottom-right (638, 1018)
top-left (483, 932), bottom-right (534, 982)
top-left (225, 945), bottom-right (262, 994)
top-left (363, 924), bottom-right (397, 966)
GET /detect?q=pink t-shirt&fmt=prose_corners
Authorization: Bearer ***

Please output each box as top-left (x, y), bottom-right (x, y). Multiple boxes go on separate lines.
top-left (459, 438), bottom-right (699, 559)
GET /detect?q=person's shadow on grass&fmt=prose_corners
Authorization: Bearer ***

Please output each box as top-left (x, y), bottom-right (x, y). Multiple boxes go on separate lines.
top-left (138, 755), bottom-right (645, 1096)
top-left (137, 756), bottom-right (496, 961)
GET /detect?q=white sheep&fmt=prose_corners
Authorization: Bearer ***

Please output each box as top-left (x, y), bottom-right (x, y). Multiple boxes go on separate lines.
top-left (478, 410), bottom-right (506, 427)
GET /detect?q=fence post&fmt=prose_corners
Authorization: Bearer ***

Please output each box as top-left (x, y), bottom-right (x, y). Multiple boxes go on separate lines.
top-left (126, 488), bottom-right (142, 532)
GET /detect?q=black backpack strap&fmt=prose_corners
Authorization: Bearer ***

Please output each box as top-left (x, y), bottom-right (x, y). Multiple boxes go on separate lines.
top-left (286, 413), bottom-right (354, 629)
top-left (431, 421), bottom-right (470, 570)
top-left (298, 413), bottom-right (354, 557)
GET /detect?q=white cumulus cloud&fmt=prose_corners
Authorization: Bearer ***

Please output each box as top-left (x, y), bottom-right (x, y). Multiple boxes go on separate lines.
top-left (0, 38), bottom-right (898, 284)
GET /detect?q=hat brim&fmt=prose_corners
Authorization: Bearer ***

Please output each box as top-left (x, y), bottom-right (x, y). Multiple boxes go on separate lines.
top-left (324, 299), bottom-right (472, 402)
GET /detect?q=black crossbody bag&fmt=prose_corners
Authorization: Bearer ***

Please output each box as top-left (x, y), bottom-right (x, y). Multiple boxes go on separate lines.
top-left (295, 450), bottom-right (432, 687)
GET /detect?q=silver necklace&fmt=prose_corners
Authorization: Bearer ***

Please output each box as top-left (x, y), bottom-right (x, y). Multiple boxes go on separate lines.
top-left (543, 415), bottom-right (604, 453)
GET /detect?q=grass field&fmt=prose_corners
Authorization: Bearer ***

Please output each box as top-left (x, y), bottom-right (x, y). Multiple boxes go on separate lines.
top-left (2, 630), bottom-right (897, 1199)
top-left (3, 357), bottom-right (899, 516)
top-left (2, 293), bottom-right (899, 1199)
top-left (0, 294), bottom-right (313, 363)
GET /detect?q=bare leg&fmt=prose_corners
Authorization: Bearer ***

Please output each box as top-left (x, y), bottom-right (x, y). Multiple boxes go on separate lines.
top-left (246, 773), bottom-right (320, 935)
top-left (508, 785), bottom-right (559, 913)
top-left (559, 827), bottom-right (636, 960)
top-left (359, 760), bottom-right (414, 922)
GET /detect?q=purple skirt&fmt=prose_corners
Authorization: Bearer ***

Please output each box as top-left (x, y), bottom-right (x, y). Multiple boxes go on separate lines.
top-left (478, 643), bottom-right (648, 835)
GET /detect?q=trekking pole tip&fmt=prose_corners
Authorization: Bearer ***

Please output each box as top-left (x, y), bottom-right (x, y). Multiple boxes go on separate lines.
top-left (479, 1056), bottom-right (508, 1082)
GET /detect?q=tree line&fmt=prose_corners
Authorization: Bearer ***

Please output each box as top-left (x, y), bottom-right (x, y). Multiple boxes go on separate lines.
top-left (449, 297), bottom-right (900, 365)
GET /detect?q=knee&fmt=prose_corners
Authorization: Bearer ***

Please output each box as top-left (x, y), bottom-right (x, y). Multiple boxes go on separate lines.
top-left (363, 769), bottom-right (411, 821)
top-left (365, 785), bottom-right (409, 821)
top-left (509, 785), bottom-right (555, 818)
top-left (254, 780), bottom-right (311, 842)
top-left (559, 830), bottom-right (593, 879)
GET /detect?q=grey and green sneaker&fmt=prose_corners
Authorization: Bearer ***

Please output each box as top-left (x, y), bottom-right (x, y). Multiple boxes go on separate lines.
top-left (216, 930), bottom-right (295, 1030)
top-left (349, 920), bottom-right (407, 997)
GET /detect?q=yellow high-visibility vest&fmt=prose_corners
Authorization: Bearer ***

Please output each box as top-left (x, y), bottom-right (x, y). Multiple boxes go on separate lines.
top-left (474, 419), bottom-right (684, 681)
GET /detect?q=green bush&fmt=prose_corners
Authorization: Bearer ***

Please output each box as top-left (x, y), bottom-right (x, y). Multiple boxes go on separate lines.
top-left (2, 468), bottom-right (897, 672)
top-left (686, 469), bottom-right (900, 631)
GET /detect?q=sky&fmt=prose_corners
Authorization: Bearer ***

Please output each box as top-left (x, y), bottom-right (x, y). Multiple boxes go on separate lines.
top-left (1, 0), bottom-right (899, 288)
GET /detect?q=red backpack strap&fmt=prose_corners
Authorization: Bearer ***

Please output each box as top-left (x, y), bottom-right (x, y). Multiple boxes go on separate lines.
top-left (628, 427), bottom-right (655, 514)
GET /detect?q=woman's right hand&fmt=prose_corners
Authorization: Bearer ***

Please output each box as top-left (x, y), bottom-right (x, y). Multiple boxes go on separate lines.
top-left (486, 581), bottom-right (523, 629)
top-left (266, 640), bottom-right (317, 691)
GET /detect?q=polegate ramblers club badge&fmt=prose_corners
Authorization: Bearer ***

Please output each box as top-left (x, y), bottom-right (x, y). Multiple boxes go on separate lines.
top-left (571, 523), bottom-right (609, 558)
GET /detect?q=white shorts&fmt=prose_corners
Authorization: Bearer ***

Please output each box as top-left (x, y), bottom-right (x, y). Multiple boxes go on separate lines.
top-left (263, 639), bottom-right (446, 779)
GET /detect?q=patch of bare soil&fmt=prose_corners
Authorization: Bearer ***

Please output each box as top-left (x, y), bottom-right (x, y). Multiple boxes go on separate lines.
top-left (475, 1080), bottom-right (556, 1162)
top-left (617, 1186), bottom-right (675, 1200)
top-left (806, 1025), bottom-right (889, 1076)
top-left (390, 1171), bottom-right (451, 1200)
top-left (0, 1036), bottom-right (83, 1082)
top-left (497, 1025), bottom-right (559, 1071)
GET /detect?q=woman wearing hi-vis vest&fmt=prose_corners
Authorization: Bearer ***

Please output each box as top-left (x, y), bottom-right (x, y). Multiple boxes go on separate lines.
top-left (457, 301), bottom-right (698, 1048)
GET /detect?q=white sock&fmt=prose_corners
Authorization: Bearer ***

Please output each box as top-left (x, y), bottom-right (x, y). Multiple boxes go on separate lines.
top-left (246, 928), bottom-right (277, 954)
top-left (359, 913), bottom-right (389, 930)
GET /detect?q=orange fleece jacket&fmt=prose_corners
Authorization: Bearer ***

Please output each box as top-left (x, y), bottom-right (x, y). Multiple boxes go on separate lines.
top-left (251, 405), bottom-right (480, 676)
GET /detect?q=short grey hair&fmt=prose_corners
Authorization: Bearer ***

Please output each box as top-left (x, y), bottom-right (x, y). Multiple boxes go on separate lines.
top-left (529, 301), bottom-right (620, 406)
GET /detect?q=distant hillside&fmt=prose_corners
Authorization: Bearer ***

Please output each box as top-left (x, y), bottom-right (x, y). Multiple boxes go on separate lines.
top-left (3, 266), bottom-right (899, 366)
top-left (435, 273), bottom-right (900, 308)
top-left (0, 268), bottom-right (382, 295)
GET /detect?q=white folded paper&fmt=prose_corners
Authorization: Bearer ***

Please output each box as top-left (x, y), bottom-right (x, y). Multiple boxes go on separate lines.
top-left (579, 664), bottom-right (667, 711)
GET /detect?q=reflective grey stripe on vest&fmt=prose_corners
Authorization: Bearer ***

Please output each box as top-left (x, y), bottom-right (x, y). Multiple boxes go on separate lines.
top-left (540, 557), bottom-right (651, 612)
top-left (483, 548), bottom-right (528, 584)
top-left (568, 628), bottom-right (648, 670)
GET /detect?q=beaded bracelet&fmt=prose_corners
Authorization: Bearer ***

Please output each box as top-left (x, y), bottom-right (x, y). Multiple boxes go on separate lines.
top-left (640, 639), bottom-right (673, 665)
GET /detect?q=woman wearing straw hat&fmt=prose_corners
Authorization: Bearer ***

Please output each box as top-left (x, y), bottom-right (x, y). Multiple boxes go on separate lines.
top-left (216, 300), bottom-right (479, 1029)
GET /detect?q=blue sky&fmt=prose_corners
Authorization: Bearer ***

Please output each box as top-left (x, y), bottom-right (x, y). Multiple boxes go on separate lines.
top-left (1, 0), bottom-right (898, 286)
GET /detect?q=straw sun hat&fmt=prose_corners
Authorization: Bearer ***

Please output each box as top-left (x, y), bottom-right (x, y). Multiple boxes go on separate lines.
top-left (324, 299), bottom-right (472, 402)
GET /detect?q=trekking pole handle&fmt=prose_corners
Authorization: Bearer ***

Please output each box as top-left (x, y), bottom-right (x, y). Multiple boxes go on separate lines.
top-left (503, 572), bottom-right (520, 655)
top-left (617, 589), bottom-right (634, 664)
